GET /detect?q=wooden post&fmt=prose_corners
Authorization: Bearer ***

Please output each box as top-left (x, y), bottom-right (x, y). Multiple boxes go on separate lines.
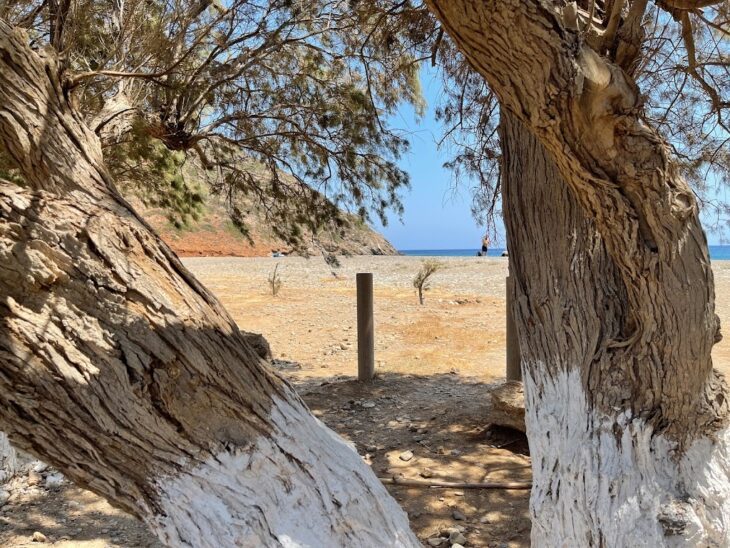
top-left (506, 275), bottom-right (522, 381)
top-left (357, 273), bottom-right (375, 381)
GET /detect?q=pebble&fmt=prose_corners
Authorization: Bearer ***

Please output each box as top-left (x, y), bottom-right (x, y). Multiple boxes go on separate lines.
top-left (27, 470), bottom-right (42, 486)
top-left (361, 401), bottom-right (376, 409)
top-left (451, 544), bottom-right (465, 548)
top-left (449, 531), bottom-right (467, 545)
top-left (420, 469), bottom-right (433, 478)
top-left (45, 473), bottom-right (64, 489)
top-left (31, 531), bottom-right (48, 543)
top-left (32, 462), bottom-right (48, 473)
top-left (427, 538), bottom-right (444, 547)
top-left (452, 509), bottom-right (466, 521)
top-left (399, 450), bottom-right (414, 462)
top-left (0, 490), bottom-right (9, 507)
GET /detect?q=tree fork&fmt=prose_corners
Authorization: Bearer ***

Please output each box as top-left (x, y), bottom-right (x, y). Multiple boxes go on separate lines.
top-left (0, 21), bottom-right (418, 547)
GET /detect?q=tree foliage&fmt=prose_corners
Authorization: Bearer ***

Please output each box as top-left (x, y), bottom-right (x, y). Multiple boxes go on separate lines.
top-left (431, 0), bottom-right (730, 236)
top-left (1, 1), bottom-right (726, 241)
top-left (0, 0), bottom-right (438, 247)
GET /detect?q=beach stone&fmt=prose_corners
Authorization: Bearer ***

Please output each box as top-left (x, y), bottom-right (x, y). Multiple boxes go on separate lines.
top-left (488, 380), bottom-right (526, 432)
top-left (452, 509), bottom-right (466, 521)
top-left (32, 462), bottom-right (48, 473)
top-left (399, 450), bottom-right (414, 462)
top-left (27, 470), bottom-right (42, 486)
top-left (241, 331), bottom-right (272, 361)
top-left (45, 473), bottom-right (64, 489)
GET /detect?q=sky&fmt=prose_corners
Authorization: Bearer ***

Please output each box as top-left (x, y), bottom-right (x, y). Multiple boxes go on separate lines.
top-left (374, 67), bottom-right (728, 250)
top-left (371, 68), bottom-right (504, 251)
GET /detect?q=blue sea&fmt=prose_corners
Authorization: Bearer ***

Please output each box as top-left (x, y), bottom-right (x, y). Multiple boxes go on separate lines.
top-left (401, 246), bottom-right (730, 260)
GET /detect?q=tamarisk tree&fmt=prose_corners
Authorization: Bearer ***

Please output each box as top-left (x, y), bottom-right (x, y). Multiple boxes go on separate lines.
top-left (0, 0), bottom-right (434, 244)
top-left (425, 0), bottom-right (730, 545)
top-left (0, 1), bottom-right (438, 544)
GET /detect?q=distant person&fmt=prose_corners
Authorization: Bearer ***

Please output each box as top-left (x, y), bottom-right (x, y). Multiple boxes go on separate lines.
top-left (481, 235), bottom-right (490, 256)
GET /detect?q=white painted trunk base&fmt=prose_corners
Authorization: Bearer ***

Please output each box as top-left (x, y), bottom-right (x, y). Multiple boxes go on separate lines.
top-left (150, 390), bottom-right (419, 547)
top-left (0, 433), bottom-right (17, 483)
top-left (525, 367), bottom-right (730, 547)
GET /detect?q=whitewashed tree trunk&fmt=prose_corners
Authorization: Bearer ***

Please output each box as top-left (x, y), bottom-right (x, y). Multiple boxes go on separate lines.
top-left (500, 110), bottom-right (730, 547)
top-left (0, 433), bottom-right (17, 483)
top-left (0, 21), bottom-right (418, 547)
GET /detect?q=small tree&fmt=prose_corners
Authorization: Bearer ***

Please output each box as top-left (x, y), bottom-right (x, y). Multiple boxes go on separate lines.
top-left (412, 259), bottom-right (442, 305)
top-left (268, 264), bottom-right (282, 297)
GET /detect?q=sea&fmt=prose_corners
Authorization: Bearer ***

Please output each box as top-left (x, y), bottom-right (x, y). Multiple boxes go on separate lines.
top-left (401, 246), bottom-right (730, 260)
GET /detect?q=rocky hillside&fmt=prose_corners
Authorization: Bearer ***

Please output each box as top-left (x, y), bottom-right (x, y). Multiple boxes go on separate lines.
top-left (134, 193), bottom-right (398, 258)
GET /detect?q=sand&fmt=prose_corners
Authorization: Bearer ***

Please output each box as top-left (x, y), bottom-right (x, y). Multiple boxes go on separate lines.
top-left (2, 255), bottom-right (729, 547)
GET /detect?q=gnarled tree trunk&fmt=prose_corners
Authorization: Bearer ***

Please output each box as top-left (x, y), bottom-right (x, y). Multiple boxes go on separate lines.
top-left (501, 111), bottom-right (729, 546)
top-left (423, 0), bottom-right (730, 541)
top-left (0, 22), bottom-right (418, 547)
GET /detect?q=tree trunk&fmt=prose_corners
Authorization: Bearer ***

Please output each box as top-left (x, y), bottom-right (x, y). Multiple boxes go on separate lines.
top-left (0, 22), bottom-right (418, 547)
top-left (0, 433), bottom-right (17, 483)
top-left (425, 0), bottom-right (730, 543)
top-left (501, 110), bottom-right (730, 546)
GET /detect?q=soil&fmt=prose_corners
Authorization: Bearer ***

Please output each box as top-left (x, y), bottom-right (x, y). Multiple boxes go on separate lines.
top-left (3, 255), bottom-right (729, 547)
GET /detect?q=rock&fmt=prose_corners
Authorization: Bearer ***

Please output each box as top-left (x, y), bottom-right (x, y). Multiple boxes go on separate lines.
top-left (27, 470), bottom-right (42, 486)
top-left (420, 469), bottom-right (433, 478)
top-left (45, 473), bottom-right (64, 489)
top-left (32, 531), bottom-right (48, 543)
top-left (32, 462), bottom-right (48, 473)
top-left (488, 380), bottom-right (526, 432)
top-left (449, 531), bottom-right (467, 545)
top-left (399, 450), bottom-right (414, 462)
top-left (241, 331), bottom-right (272, 361)
top-left (427, 538), bottom-right (444, 547)
top-left (451, 544), bottom-right (465, 548)
top-left (361, 401), bottom-right (376, 409)
top-left (452, 509), bottom-right (466, 521)
top-left (339, 343), bottom-right (348, 350)
top-left (0, 490), bottom-right (9, 506)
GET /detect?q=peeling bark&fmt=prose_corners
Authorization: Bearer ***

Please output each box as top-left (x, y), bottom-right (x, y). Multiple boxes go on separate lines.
top-left (0, 21), bottom-right (417, 547)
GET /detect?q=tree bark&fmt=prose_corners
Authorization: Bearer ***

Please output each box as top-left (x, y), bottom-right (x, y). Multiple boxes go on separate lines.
top-left (0, 433), bottom-right (17, 482)
top-left (501, 109), bottom-right (730, 546)
top-left (425, 0), bottom-right (730, 542)
top-left (0, 22), bottom-right (418, 547)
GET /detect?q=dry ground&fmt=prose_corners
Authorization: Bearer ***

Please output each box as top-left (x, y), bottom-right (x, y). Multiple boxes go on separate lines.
top-left (3, 256), bottom-right (730, 547)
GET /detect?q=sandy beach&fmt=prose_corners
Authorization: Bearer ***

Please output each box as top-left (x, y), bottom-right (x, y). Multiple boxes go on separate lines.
top-left (3, 254), bottom-right (730, 547)
top-left (183, 254), bottom-right (730, 378)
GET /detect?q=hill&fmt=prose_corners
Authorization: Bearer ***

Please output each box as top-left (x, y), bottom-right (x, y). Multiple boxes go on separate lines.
top-left (133, 193), bottom-right (399, 258)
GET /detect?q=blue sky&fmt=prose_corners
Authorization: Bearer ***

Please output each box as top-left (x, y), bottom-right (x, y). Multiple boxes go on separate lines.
top-left (377, 68), bottom-right (727, 250)
top-left (372, 69), bottom-right (503, 251)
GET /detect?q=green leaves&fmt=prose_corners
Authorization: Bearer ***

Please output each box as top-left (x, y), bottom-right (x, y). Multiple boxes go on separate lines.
top-left (7, 0), bottom-right (436, 250)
